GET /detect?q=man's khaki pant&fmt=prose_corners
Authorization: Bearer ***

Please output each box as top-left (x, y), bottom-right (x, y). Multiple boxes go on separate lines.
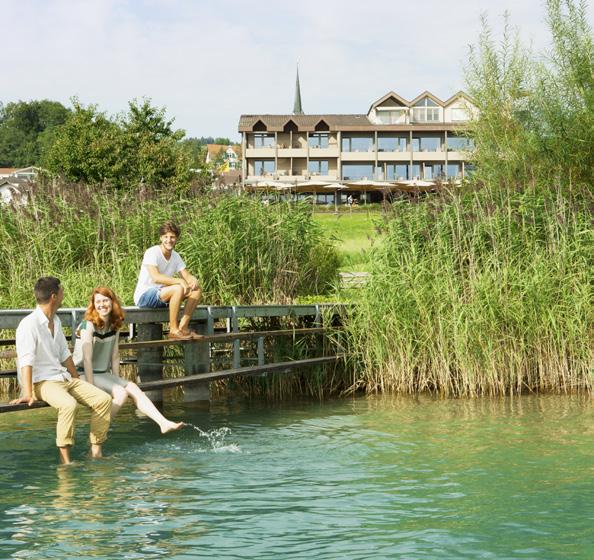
top-left (34, 379), bottom-right (111, 448)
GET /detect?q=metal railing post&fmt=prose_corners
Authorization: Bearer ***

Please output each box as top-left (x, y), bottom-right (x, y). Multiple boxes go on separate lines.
top-left (136, 322), bottom-right (164, 403)
top-left (231, 306), bottom-right (240, 369)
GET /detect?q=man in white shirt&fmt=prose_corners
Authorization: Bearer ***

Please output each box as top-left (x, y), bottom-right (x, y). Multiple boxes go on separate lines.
top-left (11, 277), bottom-right (112, 464)
top-left (133, 221), bottom-right (202, 340)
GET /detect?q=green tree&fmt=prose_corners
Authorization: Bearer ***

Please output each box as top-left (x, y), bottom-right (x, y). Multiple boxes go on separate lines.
top-left (465, 0), bottom-right (593, 189)
top-left (120, 98), bottom-right (192, 189)
top-left (43, 100), bottom-right (124, 185)
top-left (44, 98), bottom-right (194, 190)
top-left (182, 137), bottom-right (207, 168)
top-left (533, 0), bottom-right (594, 185)
top-left (0, 100), bottom-right (70, 167)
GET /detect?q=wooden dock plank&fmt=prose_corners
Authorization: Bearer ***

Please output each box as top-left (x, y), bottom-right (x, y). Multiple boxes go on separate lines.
top-left (0, 354), bottom-right (344, 413)
top-left (0, 328), bottom-right (329, 359)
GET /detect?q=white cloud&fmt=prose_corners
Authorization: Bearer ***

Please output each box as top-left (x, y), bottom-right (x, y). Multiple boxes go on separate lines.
top-left (2, 0), bottom-right (592, 139)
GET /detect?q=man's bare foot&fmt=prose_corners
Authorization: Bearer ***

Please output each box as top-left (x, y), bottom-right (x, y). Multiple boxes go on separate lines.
top-left (161, 421), bottom-right (186, 434)
top-left (168, 330), bottom-right (192, 340)
top-left (58, 446), bottom-right (72, 465)
top-left (90, 444), bottom-right (103, 459)
top-left (181, 329), bottom-right (204, 340)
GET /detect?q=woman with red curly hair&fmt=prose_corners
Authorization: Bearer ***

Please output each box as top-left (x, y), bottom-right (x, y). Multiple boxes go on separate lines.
top-left (73, 287), bottom-right (184, 434)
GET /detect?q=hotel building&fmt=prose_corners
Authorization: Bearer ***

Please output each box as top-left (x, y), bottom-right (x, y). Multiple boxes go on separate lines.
top-left (238, 89), bottom-right (477, 200)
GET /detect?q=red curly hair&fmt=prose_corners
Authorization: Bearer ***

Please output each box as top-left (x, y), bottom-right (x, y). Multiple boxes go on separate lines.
top-left (84, 286), bottom-right (125, 331)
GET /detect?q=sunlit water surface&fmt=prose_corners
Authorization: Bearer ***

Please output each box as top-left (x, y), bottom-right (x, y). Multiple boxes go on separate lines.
top-left (1, 394), bottom-right (592, 559)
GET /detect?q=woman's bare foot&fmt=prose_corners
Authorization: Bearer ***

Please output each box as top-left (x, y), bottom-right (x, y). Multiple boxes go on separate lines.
top-left (161, 421), bottom-right (186, 434)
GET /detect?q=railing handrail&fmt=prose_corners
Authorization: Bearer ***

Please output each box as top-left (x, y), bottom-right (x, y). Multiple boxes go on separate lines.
top-left (0, 304), bottom-right (347, 330)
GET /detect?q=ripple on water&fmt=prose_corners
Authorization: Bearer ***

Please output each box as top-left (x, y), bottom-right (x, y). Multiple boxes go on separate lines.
top-left (0, 394), bottom-right (592, 559)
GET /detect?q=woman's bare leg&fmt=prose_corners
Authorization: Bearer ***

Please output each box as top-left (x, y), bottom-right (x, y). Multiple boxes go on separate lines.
top-left (125, 382), bottom-right (184, 433)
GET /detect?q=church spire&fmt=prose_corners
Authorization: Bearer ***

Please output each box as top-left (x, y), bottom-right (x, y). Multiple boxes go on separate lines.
top-left (293, 65), bottom-right (304, 115)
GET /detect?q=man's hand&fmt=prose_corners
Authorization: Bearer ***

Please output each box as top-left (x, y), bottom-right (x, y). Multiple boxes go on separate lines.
top-left (10, 394), bottom-right (37, 406)
top-left (179, 279), bottom-right (191, 296)
top-left (186, 275), bottom-right (200, 291)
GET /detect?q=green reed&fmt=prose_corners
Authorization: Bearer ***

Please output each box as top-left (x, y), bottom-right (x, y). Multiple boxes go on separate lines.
top-left (0, 181), bottom-right (339, 308)
top-left (346, 184), bottom-right (592, 396)
top-left (343, 1), bottom-right (592, 396)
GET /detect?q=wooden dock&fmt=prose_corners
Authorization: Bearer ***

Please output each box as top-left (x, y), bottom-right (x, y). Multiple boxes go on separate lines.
top-left (0, 304), bottom-right (346, 413)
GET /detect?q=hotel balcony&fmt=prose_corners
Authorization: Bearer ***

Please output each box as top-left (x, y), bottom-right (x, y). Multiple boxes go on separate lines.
top-left (412, 150), bottom-right (447, 161)
top-left (245, 147), bottom-right (277, 158)
top-left (309, 146), bottom-right (340, 157)
top-left (377, 151), bottom-right (411, 162)
top-left (341, 151), bottom-right (376, 162)
top-left (445, 151), bottom-right (469, 160)
top-left (276, 147), bottom-right (308, 158)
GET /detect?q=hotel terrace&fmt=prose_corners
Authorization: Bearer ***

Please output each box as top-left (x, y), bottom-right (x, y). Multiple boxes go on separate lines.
top-left (238, 90), bottom-right (477, 202)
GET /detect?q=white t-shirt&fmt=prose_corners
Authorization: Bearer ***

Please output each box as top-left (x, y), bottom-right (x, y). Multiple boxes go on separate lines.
top-left (133, 245), bottom-right (186, 305)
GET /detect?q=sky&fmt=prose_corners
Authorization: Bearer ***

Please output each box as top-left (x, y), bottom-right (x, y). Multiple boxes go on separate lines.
top-left (2, 0), bottom-right (593, 141)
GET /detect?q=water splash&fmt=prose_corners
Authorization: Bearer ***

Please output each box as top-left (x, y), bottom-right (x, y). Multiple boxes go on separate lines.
top-left (187, 425), bottom-right (242, 453)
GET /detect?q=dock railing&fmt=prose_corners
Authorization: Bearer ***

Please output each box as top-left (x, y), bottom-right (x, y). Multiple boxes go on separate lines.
top-left (0, 304), bottom-right (347, 412)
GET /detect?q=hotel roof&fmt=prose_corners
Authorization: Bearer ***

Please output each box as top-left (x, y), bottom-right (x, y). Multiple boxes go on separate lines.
top-left (239, 91), bottom-right (474, 132)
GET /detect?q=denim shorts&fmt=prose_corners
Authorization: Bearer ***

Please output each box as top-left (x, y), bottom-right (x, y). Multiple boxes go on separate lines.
top-left (137, 287), bottom-right (168, 308)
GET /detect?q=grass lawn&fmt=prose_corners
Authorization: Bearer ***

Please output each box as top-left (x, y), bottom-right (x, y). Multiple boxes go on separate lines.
top-left (314, 209), bottom-right (384, 272)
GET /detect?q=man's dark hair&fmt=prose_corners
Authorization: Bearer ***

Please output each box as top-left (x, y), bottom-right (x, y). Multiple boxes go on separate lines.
top-left (34, 276), bottom-right (61, 304)
top-left (159, 221), bottom-right (181, 237)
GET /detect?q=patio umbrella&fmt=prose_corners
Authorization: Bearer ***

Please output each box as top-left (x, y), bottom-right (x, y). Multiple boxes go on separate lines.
top-left (297, 179), bottom-right (335, 188)
top-left (250, 179), bottom-right (287, 189)
top-left (344, 179), bottom-right (397, 204)
top-left (322, 183), bottom-right (349, 211)
top-left (393, 179), bottom-right (436, 192)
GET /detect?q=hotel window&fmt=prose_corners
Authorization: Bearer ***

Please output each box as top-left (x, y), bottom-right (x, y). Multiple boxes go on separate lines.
top-left (411, 163), bottom-right (421, 179)
top-left (253, 160), bottom-right (275, 175)
top-left (451, 107), bottom-right (470, 121)
top-left (316, 193), bottom-right (334, 205)
top-left (308, 160), bottom-right (329, 175)
top-left (386, 164), bottom-right (409, 180)
top-left (424, 164), bottom-right (443, 180)
top-left (412, 98), bottom-right (440, 122)
top-left (309, 133), bottom-right (329, 148)
top-left (342, 163), bottom-right (374, 180)
top-left (464, 163), bottom-right (476, 177)
top-left (376, 109), bottom-right (406, 124)
top-left (412, 136), bottom-right (441, 152)
top-left (341, 135), bottom-right (373, 152)
top-left (378, 136), bottom-right (407, 152)
top-left (447, 135), bottom-right (475, 151)
top-left (446, 163), bottom-right (460, 178)
top-left (254, 133), bottom-right (275, 148)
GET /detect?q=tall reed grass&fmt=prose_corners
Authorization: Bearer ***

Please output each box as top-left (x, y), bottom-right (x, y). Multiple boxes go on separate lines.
top-left (347, 185), bottom-right (591, 396)
top-left (0, 181), bottom-right (339, 308)
top-left (346, 0), bottom-right (593, 396)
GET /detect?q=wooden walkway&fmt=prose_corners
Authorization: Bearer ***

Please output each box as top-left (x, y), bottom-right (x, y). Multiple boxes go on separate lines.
top-left (0, 304), bottom-right (346, 413)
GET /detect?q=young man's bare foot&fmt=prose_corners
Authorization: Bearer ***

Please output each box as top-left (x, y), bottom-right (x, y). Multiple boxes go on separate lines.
top-left (58, 446), bottom-right (72, 465)
top-left (168, 330), bottom-right (192, 340)
top-left (181, 329), bottom-right (204, 340)
top-left (90, 444), bottom-right (103, 459)
top-left (161, 421), bottom-right (186, 434)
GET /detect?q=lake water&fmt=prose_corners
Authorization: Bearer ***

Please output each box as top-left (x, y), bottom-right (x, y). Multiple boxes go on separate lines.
top-left (1, 393), bottom-right (592, 559)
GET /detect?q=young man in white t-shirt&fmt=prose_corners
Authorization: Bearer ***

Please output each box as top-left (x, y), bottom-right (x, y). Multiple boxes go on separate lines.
top-left (133, 221), bottom-right (202, 340)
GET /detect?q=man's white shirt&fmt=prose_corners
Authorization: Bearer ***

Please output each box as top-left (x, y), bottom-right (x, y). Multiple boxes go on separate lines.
top-left (16, 306), bottom-right (72, 383)
top-left (133, 245), bottom-right (186, 305)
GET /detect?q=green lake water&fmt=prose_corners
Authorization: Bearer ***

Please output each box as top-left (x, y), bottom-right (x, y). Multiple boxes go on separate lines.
top-left (1, 393), bottom-right (592, 559)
